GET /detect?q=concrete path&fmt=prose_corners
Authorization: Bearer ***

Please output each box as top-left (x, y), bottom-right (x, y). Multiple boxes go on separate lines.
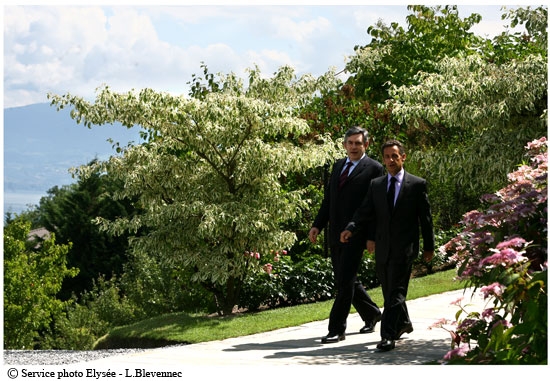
top-left (76, 288), bottom-right (489, 371)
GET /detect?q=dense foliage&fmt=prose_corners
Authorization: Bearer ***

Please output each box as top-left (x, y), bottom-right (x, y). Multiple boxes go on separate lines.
top-left (348, 5), bottom-right (485, 103)
top-left (239, 251), bottom-right (377, 311)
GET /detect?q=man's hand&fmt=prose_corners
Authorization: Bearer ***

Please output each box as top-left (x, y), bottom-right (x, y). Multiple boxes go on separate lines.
top-left (308, 227), bottom-right (320, 244)
top-left (340, 230), bottom-right (352, 243)
top-left (366, 240), bottom-right (375, 254)
top-left (423, 250), bottom-right (434, 262)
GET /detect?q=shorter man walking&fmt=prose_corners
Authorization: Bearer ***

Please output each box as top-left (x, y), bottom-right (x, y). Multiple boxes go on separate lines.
top-left (341, 139), bottom-right (434, 351)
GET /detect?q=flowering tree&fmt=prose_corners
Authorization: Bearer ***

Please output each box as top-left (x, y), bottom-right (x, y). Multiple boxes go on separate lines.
top-left (48, 65), bottom-right (341, 315)
top-left (437, 137), bottom-right (547, 364)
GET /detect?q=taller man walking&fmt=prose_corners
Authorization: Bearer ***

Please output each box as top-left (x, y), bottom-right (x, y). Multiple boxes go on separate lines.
top-left (309, 126), bottom-right (384, 344)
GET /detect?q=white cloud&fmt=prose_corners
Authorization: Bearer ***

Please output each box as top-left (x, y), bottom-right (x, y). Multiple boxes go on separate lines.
top-left (4, 5), bottom-right (316, 107)
top-left (272, 15), bottom-right (332, 43)
top-left (4, 6), bottom-right (111, 106)
top-left (2, 4), bottom-right (534, 109)
top-left (245, 48), bottom-right (297, 76)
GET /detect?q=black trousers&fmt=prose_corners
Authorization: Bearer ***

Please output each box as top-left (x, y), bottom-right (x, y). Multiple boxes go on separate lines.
top-left (376, 254), bottom-right (413, 340)
top-left (328, 241), bottom-right (381, 335)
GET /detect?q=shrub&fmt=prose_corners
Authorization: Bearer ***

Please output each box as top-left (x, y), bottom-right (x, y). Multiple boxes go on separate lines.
top-left (283, 254), bottom-right (335, 304)
top-left (42, 275), bottom-right (141, 349)
top-left (239, 250), bottom-right (378, 311)
top-left (41, 301), bottom-right (105, 350)
top-left (3, 218), bottom-right (77, 349)
top-left (437, 137), bottom-right (547, 364)
top-left (119, 251), bottom-right (217, 316)
top-left (357, 251), bottom-right (378, 288)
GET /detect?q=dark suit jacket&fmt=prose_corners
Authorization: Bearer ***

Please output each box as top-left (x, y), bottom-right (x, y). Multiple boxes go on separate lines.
top-left (347, 171), bottom-right (434, 264)
top-left (312, 155), bottom-right (384, 247)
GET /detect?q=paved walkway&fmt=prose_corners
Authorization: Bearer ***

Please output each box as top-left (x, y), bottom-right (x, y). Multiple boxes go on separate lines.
top-left (76, 288), bottom-right (489, 371)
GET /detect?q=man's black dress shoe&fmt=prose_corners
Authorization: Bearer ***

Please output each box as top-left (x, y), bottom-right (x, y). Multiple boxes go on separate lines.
top-left (395, 324), bottom-right (413, 339)
top-left (359, 314), bottom-right (382, 334)
top-left (321, 333), bottom-right (345, 343)
top-left (376, 338), bottom-right (395, 351)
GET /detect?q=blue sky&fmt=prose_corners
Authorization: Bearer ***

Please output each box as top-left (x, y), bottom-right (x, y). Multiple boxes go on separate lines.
top-left (2, 1), bottom-right (534, 109)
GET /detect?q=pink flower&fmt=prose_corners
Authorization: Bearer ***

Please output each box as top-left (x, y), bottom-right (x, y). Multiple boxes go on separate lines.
top-left (480, 283), bottom-right (504, 299)
top-left (481, 308), bottom-right (496, 320)
top-left (526, 136), bottom-right (547, 152)
top-left (254, 252), bottom-right (260, 260)
top-left (443, 344), bottom-right (470, 360)
top-left (480, 247), bottom-right (527, 267)
top-left (471, 231), bottom-right (495, 247)
top-left (450, 296), bottom-right (464, 306)
top-left (456, 318), bottom-right (478, 331)
top-left (462, 210), bottom-right (484, 226)
top-left (429, 318), bottom-right (450, 329)
top-left (496, 237), bottom-right (527, 250)
top-left (480, 193), bottom-right (501, 204)
top-left (263, 263), bottom-right (273, 274)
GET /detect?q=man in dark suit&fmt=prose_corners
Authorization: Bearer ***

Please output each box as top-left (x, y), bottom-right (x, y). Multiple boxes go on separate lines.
top-left (309, 126), bottom-right (384, 344)
top-left (340, 139), bottom-right (434, 351)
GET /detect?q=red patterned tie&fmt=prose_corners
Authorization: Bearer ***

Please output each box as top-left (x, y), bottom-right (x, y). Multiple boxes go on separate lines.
top-left (338, 161), bottom-right (353, 189)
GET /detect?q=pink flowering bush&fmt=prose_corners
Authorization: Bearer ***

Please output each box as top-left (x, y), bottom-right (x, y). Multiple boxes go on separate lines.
top-left (439, 137), bottom-right (547, 364)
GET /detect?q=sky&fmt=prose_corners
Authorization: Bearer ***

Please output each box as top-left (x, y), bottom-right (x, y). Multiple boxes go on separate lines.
top-left (1, 1), bottom-right (537, 110)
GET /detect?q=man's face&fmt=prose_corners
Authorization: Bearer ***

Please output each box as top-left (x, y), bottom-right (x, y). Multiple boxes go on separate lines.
top-left (383, 145), bottom-right (406, 176)
top-left (343, 133), bottom-right (368, 161)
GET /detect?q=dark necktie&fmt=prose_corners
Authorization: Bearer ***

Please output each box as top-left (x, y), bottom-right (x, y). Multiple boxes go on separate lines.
top-left (338, 161), bottom-right (353, 189)
top-left (387, 176), bottom-right (397, 212)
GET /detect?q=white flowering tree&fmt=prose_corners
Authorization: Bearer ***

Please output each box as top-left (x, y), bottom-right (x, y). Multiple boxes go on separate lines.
top-left (387, 51), bottom-right (547, 228)
top-left (48, 66), bottom-right (341, 315)
top-left (390, 52), bottom-right (547, 185)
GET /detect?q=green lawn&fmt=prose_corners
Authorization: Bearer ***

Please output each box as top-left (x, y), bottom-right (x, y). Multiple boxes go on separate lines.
top-left (95, 268), bottom-right (465, 349)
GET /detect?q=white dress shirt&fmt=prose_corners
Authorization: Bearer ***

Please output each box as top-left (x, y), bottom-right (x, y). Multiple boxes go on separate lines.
top-left (387, 169), bottom-right (404, 207)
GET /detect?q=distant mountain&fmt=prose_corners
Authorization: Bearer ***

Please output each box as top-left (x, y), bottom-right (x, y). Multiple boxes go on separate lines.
top-left (3, 103), bottom-right (143, 214)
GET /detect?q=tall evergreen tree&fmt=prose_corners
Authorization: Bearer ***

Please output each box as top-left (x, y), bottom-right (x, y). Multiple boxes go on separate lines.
top-left (37, 162), bottom-right (139, 299)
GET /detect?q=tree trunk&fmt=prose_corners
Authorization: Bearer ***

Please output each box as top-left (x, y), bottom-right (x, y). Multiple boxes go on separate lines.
top-left (219, 275), bottom-right (242, 316)
top-left (203, 274), bottom-right (243, 316)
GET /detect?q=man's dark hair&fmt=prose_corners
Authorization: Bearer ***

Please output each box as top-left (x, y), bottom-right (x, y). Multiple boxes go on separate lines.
top-left (344, 126), bottom-right (368, 143)
top-left (381, 139), bottom-right (405, 155)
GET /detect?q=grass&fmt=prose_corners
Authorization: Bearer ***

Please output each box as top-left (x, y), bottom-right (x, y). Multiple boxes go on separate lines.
top-left (94, 268), bottom-right (465, 349)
